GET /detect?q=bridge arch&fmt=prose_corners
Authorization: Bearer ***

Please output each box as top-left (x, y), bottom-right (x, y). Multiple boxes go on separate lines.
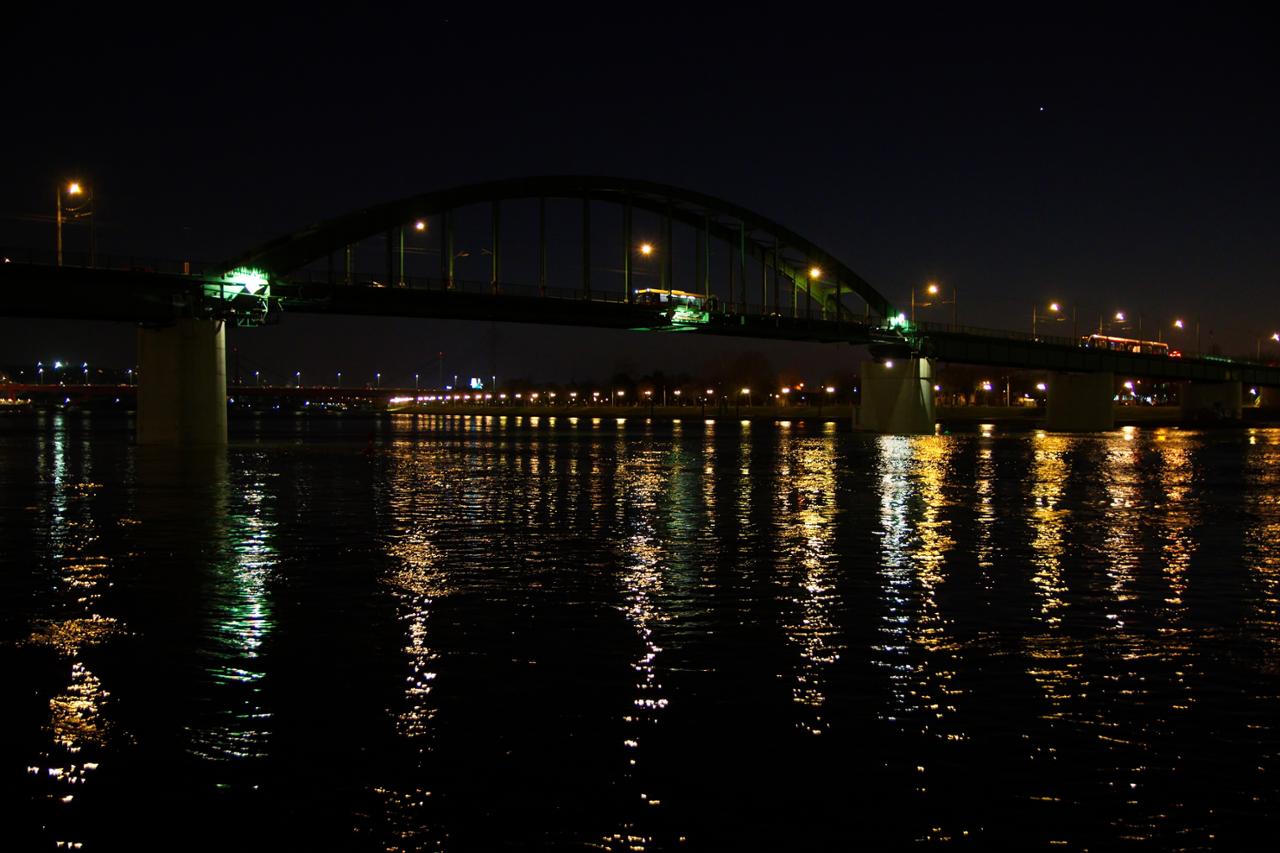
top-left (226, 176), bottom-right (893, 320)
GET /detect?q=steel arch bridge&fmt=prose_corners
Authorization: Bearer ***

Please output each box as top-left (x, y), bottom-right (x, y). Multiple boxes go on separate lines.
top-left (226, 176), bottom-right (895, 323)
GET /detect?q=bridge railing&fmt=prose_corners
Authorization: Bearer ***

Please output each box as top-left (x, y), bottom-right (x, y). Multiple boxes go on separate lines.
top-left (280, 267), bottom-right (858, 322)
top-left (909, 319), bottom-right (1080, 348)
top-left (1, 245), bottom-right (221, 277)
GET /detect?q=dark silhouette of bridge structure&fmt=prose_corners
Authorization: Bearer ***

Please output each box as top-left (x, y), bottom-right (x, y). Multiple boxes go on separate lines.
top-left (3, 176), bottom-right (1276, 441)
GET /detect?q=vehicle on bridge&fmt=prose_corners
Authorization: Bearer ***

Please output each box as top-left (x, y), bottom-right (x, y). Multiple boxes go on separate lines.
top-left (1082, 333), bottom-right (1171, 356)
top-left (633, 288), bottom-right (717, 324)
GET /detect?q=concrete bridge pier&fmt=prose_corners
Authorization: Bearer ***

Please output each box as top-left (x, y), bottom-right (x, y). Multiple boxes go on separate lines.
top-left (137, 319), bottom-right (228, 445)
top-left (856, 357), bottom-right (935, 434)
top-left (1046, 371), bottom-right (1114, 431)
top-left (1180, 380), bottom-right (1242, 423)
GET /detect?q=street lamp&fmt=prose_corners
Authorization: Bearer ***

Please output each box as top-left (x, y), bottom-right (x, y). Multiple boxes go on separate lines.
top-left (639, 242), bottom-right (653, 257)
top-left (56, 180), bottom-right (94, 267)
top-left (1033, 300), bottom-right (1077, 339)
top-left (295, 370), bottom-right (302, 388)
top-left (1257, 332), bottom-right (1280, 361)
top-left (336, 371), bottom-right (343, 387)
top-left (910, 280), bottom-right (957, 328)
top-left (375, 372), bottom-right (382, 388)
top-left (1172, 318), bottom-right (1200, 355)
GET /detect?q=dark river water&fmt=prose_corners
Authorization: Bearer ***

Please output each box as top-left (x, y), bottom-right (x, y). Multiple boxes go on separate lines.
top-left (2, 412), bottom-right (1278, 851)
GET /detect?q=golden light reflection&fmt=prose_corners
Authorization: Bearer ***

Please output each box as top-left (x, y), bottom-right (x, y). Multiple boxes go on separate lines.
top-left (1152, 433), bottom-right (1197, 620)
top-left (1029, 434), bottom-right (1071, 627)
top-left (873, 436), bottom-right (961, 740)
top-left (600, 436), bottom-right (674, 849)
top-left (772, 425), bottom-right (842, 735)
top-left (1243, 429), bottom-right (1280, 647)
top-left (25, 413), bottom-right (122, 838)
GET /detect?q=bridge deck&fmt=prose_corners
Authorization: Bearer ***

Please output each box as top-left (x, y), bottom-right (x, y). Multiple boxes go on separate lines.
top-left (3, 260), bottom-right (1279, 386)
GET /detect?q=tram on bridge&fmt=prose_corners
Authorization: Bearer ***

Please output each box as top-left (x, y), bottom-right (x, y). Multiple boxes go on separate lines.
top-left (1081, 333), bottom-right (1175, 357)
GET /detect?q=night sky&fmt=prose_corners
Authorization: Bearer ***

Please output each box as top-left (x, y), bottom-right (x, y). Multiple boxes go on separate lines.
top-left (3, 8), bottom-right (1276, 387)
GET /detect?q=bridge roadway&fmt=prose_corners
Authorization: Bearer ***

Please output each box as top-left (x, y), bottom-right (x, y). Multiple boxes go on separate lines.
top-left (4, 259), bottom-right (1280, 440)
top-left (4, 260), bottom-right (1279, 386)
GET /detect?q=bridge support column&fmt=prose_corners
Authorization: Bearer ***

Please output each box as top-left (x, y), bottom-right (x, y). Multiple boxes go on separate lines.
top-left (1180, 380), bottom-right (1242, 423)
top-left (856, 357), bottom-right (935, 434)
top-left (137, 319), bottom-right (227, 445)
top-left (1046, 371), bottom-right (1114, 431)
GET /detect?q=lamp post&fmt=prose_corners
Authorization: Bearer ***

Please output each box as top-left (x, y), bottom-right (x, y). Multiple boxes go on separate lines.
top-left (295, 370), bottom-right (302, 388)
top-left (1172, 318), bottom-right (1201, 355)
top-left (911, 281), bottom-right (957, 328)
top-left (56, 181), bottom-right (94, 267)
top-left (1033, 301), bottom-right (1077, 339)
top-left (1258, 332), bottom-right (1280, 361)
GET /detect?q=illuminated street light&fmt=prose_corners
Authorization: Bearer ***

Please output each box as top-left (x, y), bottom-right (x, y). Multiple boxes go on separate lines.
top-left (1034, 300), bottom-right (1075, 337)
top-left (1115, 311), bottom-right (1125, 322)
top-left (911, 280), bottom-right (957, 327)
top-left (414, 220), bottom-right (426, 231)
top-left (885, 361), bottom-right (894, 369)
top-left (1174, 319), bottom-right (1184, 329)
top-left (809, 266), bottom-right (822, 279)
top-left (640, 243), bottom-right (653, 256)
top-left (56, 179), bottom-right (94, 268)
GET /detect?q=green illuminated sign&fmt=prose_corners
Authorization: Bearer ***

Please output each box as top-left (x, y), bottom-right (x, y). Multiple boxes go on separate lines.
top-left (223, 267), bottom-right (270, 295)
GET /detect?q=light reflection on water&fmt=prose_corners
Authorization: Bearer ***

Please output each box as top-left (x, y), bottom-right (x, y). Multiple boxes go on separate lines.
top-left (3, 417), bottom-right (1280, 849)
top-left (178, 453), bottom-right (279, 765)
top-left (19, 413), bottom-right (122, 850)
